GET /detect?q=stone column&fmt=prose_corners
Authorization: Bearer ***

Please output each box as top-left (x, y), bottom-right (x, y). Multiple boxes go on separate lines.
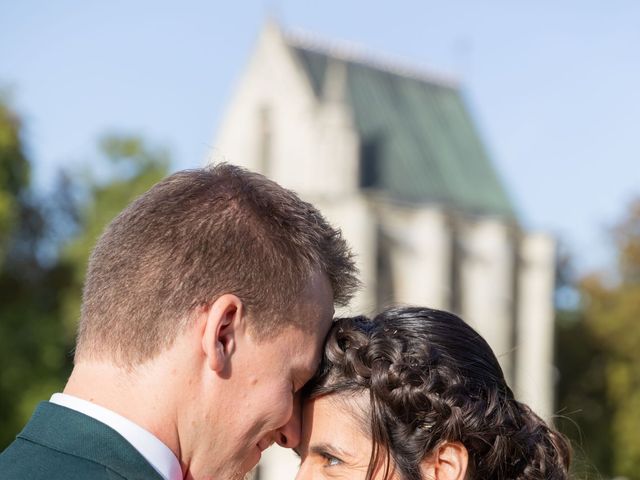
top-left (515, 233), bottom-right (556, 421)
top-left (460, 218), bottom-right (515, 384)
top-left (315, 196), bottom-right (378, 316)
top-left (383, 206), bottom-right (451, 310)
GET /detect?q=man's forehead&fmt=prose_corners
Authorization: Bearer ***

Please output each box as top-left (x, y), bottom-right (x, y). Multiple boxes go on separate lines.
top-left (290, 275), bottom-right (335, 333)
top-left (302, 271), bottom-right (334, 304)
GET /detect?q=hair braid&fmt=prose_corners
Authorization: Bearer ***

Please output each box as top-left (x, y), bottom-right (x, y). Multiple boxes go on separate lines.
top-left (307, 307), bottom-right (571, 480)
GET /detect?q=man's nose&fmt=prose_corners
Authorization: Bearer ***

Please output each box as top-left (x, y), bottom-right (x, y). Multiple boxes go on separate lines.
top-left (276, 394), bottom-right (302, 448)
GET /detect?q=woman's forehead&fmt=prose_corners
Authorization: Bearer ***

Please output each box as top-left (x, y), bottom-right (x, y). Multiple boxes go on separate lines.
top-left (301, 395), bottom-right (371, 452)
top-left (302, 394), bottom-right (371, 440)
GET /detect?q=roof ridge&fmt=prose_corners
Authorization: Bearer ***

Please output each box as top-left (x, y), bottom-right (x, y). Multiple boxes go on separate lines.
top-left (285, 28), bottom-right (460, 89)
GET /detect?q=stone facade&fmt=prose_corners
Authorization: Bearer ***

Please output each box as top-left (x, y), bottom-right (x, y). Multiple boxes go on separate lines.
top-left (211, 22), bottom-right (556, 479)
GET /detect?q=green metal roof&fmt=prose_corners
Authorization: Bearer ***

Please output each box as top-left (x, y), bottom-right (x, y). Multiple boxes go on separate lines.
top-left (290, 43), bottom-right (516, 218)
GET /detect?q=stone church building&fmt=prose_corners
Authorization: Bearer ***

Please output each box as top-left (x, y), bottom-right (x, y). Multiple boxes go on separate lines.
top-left (211, 22), bottom-right (556, 479)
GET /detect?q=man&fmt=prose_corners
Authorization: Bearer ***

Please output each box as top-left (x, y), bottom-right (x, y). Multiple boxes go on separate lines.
top-left (0, 165), bottom-right (358, 479)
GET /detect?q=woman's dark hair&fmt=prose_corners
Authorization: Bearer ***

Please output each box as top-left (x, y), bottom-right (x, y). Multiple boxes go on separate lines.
top-left (306, 306), bottom-right (571, 480)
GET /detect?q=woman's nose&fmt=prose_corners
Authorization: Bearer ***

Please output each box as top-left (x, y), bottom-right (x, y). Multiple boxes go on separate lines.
top-left (294, 460), bottom-right (310, 480)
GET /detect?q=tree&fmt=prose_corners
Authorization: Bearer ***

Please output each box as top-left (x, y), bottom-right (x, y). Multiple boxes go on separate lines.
top-left (0, 96), bottom-right (76, 447)
top-left (556, 307), bottom-right (613, 478)
top-left (0, 94), bottom-right (170, 448)
top-left (0, 93), bottom-right (29, 261)
top-left (556, 199), bottom-right (640, 479)
top-left (580, 199), bottom-right (640, 478)
top-left (59, 134), bottom-right (169, 334)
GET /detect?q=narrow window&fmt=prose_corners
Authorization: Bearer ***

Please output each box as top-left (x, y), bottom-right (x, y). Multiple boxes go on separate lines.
top-left (359, 136), bottom-right (380, 189)
top-left (449, 224), bottom-right (463, 314)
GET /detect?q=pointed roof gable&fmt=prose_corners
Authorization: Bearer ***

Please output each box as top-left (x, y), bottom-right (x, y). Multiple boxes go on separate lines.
top-left (287, 36), bottom-right (516, 219)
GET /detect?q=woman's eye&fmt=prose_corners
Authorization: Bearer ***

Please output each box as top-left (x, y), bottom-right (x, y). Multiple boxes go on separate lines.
top-left (322, 453), bottom-right (341, 467)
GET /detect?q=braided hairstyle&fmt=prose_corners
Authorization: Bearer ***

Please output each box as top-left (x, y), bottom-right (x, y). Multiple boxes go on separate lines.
top-left (306, 307), bottom-right (571, 480)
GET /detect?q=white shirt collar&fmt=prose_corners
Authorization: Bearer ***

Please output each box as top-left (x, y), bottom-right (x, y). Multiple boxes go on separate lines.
top-left (50, 393), bottom-right (182, 480)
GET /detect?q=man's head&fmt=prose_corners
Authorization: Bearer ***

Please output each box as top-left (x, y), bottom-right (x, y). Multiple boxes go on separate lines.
top-left (73, 164), bottom-right (359, 478)
top-left (76, 164), bottom-right (358, 365)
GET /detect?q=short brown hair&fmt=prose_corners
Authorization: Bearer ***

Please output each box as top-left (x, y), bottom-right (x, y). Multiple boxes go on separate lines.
top-left (76, 164), bottom-right (359, 366)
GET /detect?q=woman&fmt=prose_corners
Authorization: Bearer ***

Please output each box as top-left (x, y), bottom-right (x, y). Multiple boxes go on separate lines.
top-left (295, 307), bottom-right (571, 480)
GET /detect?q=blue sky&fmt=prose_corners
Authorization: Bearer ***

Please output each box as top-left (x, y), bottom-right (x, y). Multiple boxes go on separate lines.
top-left (1, 1), bottom-right (639, 274)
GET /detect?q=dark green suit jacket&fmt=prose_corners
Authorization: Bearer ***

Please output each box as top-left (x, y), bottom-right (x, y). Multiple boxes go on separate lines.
top-left (0, 402), bottom-right (165, 479)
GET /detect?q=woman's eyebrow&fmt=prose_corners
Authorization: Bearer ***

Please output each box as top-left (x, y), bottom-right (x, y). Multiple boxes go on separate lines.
top-left (309, 442), bottom-right (354, 459)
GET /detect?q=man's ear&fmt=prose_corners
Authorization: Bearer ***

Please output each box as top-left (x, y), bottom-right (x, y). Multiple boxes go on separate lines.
top-left (201, 294), bottom-right (244, 374)
top-left (421, 441), bottom-right (468, 480)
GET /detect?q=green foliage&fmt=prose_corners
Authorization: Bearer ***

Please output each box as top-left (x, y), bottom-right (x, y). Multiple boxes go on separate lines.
top-left (60, 134), bottom-right (169, 333)
top-left (0, 260), bottom-right (75, 448)
top-left (556, 308), bottom-right (614, 478)
top-left (0, 97), bottom-right (74, 447)
top-left (0, 95), bottom-right (30, 262)
top-left (556, 199), bottom-right (640, 479)
top-left (579, 200), bottom-right (640, 478)
top-left (0, 95), bottom-right (170, 449)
